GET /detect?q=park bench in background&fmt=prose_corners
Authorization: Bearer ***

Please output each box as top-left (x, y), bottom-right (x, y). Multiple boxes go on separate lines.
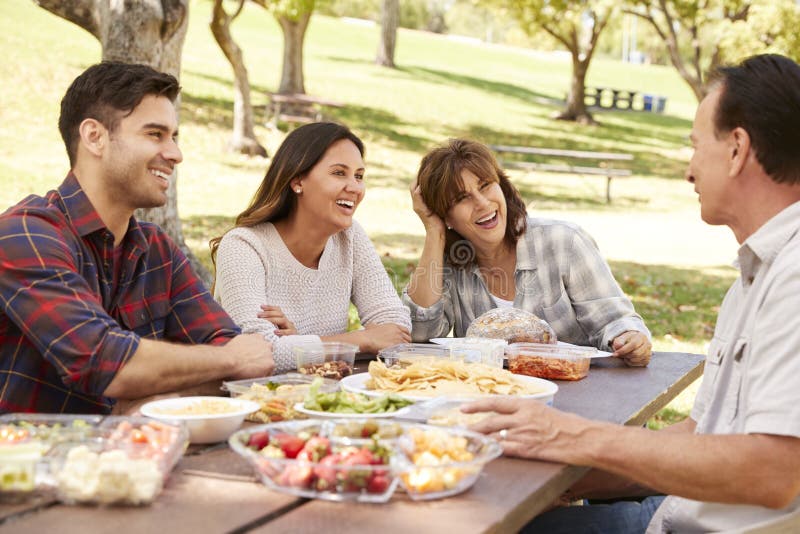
top-left (265, 93), bottom-right (344, 129)
top-left (489, 144), bottom-right (634, 203)
top-left (584, 86), bottom-right (667, 113)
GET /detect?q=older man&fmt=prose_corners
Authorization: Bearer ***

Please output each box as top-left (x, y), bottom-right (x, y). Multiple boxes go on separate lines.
top-left (465, 54), bottom-right (800, 533)
top-left (0, 62), bottom-right (274, 414)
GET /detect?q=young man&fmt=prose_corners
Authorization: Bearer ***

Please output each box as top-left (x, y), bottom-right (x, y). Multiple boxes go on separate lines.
top-left (0, 62), bottom-right (274, 414)
top-left (464, 54), bottom-right (800, 533)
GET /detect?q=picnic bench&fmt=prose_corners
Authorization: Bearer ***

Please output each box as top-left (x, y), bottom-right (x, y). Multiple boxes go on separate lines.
top-left (584, 87), bottom-right (667, 113)
top-left (265, 93), bottom-right (344, 129)
top-left (489, 144), bottom-right (634, 203)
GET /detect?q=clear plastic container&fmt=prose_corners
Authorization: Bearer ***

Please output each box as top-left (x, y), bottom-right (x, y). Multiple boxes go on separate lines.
top-left (377, 343), bottom-right (450, 367)
top-left (0, 414), bottom-right (187, 505)
top-left (222, 373), bottom-right (339, 423)
top-left (294, 342), bottom-right (358, 380)
top-left (449, 337), bottom-right (506, 368)
top-left (395, 425), bottom-right (502, 500)
top-left (506, 342), bottom-right (596, 381)
top-left (0, 414), bottom-right (104, 501)
top-left (229, 419), bottom-right (399, 503)
top-left (49, 439), bottom-right (166, 506)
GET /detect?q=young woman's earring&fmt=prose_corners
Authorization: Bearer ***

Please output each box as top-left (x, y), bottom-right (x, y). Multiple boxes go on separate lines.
top-left (295, 188), bottom-right (302, 194)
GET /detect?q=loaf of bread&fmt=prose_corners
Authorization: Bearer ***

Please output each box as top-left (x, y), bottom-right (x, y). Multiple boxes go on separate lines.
top-left (466, 308), bottom-right (557, 344)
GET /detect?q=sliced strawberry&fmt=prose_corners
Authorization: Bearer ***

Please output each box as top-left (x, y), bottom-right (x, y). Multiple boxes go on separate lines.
top-left (299, 436), bottom-right (331, 462)
top-left (366, 474), bottom-right (391, 494)
top-left (271, 434), bottom-right (306, 459)
top-left (246, 431), bottom-right (271, 451)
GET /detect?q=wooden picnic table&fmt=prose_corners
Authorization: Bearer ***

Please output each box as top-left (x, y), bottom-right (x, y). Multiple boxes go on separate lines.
top-left (489, 144), bottom-right (634, 204)
top-left (0, 352), bottom-right (704, 534)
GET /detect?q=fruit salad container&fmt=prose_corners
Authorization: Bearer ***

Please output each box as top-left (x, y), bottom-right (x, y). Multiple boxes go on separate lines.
top-left (229, 419), bottom-right (400, 503)
top-left (395, 425), bottom-right (502, 500)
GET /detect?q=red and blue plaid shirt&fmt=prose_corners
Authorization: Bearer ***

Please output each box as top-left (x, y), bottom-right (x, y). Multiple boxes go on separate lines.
top-left (0, 174), bottom-right (240, 414)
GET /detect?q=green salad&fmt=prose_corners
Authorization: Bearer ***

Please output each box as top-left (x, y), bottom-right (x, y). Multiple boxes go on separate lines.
top-left (303, 377), bottom-right (413, 414)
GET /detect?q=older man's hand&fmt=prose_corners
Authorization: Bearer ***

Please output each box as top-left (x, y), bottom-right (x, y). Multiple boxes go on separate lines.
top-left (462, 397), bottom-right (595, 464)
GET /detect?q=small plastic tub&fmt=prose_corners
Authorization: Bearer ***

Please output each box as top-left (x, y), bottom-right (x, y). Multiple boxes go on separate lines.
top-left (223, 373), bottom-right (339, 423)
top-left (449, 338), bottom-right (506, 368)
top-left (294, 342), bottom-right (358, 380)
top-left (505, 343), bottom-right (596, 381)
top-left (377, 343), bottom-right (450, 367)
top-left (395, 425), bottom-right (501, 500)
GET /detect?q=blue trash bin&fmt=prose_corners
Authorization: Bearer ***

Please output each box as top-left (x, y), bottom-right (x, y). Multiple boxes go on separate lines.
top-left (642, 94), bottom-right (653, 112)
top-left (655, 96), bottom-right (667, 113)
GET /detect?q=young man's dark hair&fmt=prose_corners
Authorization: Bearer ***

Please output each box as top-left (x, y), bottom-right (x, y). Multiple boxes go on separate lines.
top-left (711, 54), bottom-right (800, 185)
top-left (58, 61), bottom-right (181, 166)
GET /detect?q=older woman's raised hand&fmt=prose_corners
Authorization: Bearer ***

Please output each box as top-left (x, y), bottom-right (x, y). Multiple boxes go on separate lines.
top-left (409, 180), bottom-right (446, 235)
top-left (611, 331), bottom-right (652, 367)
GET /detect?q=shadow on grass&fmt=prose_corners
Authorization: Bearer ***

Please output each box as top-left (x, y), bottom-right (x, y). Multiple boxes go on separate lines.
top-left (610, 260), bottom-right (735, 343)
top-left (455, 123), bottom-right (688, 181)
top-left (398, 65), bottom-right (563, 107)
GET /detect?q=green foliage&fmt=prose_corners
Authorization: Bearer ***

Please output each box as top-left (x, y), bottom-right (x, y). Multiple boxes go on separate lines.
top-left (399, 0), bottom-right (431, 30)
top-left (626, 0), bottom-right (800, 90)
top-left (315, 0), bottom-right (380, 20)
top-left (720, 1), bottom-right (800, 62)
top-left (264, 0), bottom-right (316, 20)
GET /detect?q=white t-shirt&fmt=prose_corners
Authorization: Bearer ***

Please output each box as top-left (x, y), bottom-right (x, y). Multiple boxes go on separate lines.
top-left (491, 295), bottom-right (514, 309)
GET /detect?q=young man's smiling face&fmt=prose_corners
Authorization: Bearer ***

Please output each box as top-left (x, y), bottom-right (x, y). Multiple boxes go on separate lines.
top-left (101, 94), bottom-right (183, 212)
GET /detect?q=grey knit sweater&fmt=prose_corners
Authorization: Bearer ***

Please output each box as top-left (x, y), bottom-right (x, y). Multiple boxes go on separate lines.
top-left (214, 220), bottom-right (411, 373)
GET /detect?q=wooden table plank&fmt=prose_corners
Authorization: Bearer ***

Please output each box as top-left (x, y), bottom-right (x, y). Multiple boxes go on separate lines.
top-left (556, 352), bottom-right (705, 425)
top-left (0, 467), bottom-right (298, 533)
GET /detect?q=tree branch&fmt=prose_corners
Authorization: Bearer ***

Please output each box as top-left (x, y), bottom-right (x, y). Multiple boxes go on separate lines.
top-left (33, 0), bottom-right (101, 39)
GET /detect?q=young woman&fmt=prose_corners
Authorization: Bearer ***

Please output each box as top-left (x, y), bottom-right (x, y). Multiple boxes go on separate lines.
top-left (404, 138), bottom-right (651, 366)
top-left (212, 122), bottom-right (411, 373)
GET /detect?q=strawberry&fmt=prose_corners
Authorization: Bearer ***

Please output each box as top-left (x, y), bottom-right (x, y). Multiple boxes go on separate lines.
top-left (313, 453), bottom-right (342, 491)
top-left (366, 474), bottom-right (391, 494)
top-left (277, 464), bottom-right (313, 488)
top-left (360, 421), bottom-right (379, 438)
top-left (271, 434), bottom-right (306, 459)
top-left (246, 431), bottom-right (271, 451)
top-left (298, 436), bottom-right (331, 462)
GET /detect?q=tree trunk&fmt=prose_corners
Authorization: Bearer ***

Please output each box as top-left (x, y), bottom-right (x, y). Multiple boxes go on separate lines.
top-left (210, 0), bottom-right (267, 157)
top-left (558, 56), bottom-right (595, 125)
top-left (376, 0), bottom-right (399, 68)
top-left (276, 12), bottom-right (311, 94)
top-left (35, 0), bottom-right (212, 286)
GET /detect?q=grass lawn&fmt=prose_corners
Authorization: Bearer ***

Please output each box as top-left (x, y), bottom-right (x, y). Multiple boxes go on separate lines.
top-left (0, 0), bottom-right (738, 428)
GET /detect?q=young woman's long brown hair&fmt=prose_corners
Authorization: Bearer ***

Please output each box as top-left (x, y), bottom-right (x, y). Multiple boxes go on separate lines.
top-left (210, 122), bottom-right (365, 271)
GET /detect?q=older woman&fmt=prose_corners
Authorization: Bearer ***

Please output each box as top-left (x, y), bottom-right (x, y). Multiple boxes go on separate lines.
top-left (212, 122), bottom-right (411, 373)
top-left (404, 138), bottom-right (651, 365)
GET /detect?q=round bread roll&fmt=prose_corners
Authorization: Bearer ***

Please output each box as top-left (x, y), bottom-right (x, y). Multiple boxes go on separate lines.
top-left (466, 308), bottom-right (557, 344)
